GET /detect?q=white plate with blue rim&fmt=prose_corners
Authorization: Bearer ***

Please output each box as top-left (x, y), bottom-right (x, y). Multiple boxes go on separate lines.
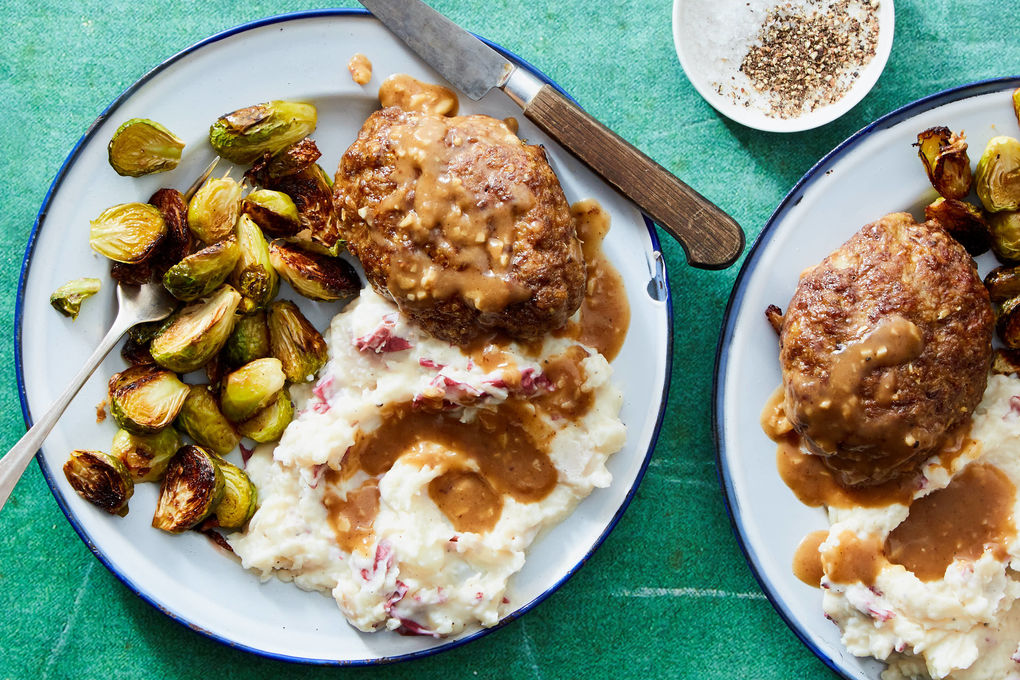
top-left (16, 9), bottom-right (672, 665)
top-left (714, 76), bottom-right (1020, 678)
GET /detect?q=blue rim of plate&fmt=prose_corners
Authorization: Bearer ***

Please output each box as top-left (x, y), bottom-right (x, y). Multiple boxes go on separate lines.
top-left (15, 8), bottom-right (673, 667)
top-left (712, 74), bottom-right (1020, 680)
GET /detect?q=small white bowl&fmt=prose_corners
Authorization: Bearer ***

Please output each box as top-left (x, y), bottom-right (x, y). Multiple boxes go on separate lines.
top-left (671, 0), bottom-right (895, 133)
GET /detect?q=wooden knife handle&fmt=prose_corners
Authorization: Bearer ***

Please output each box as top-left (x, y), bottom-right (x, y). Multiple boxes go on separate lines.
top-left (521, 83), bottom-right (744, 269)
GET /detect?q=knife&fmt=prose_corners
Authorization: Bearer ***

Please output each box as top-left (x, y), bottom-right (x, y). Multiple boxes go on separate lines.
top-left (359, 0), bottom-right (744, 269)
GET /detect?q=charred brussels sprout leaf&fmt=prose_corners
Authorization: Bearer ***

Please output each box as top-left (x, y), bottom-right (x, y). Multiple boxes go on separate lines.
top-left (989, 211), bottom-right (1020, 264)
top-left (268, 240), bottom-right (361, 301)
top-left (163, 237), bottom-right (240, 301)
top-left (998, 296), bottom-right (1020, 349)
top-left (175, 384), bottom-right (240, 456)
top-left (108, 118), bottom-right (185, 177)
top-left (220, 357), bottom-right (286, 422)
top-left (246, 137), bottom-right (321, 183)
top-left (985, 266), bottom-right (1020, 303)
top-left (90, 203), bottom-right (167, 263)
top-left (109, 365), bottom-right (190, 434)
top-left (150, 285), bottom-right (242, 373)
top-left (223, 310), bottom-right (271, 367)
top-left (148, 188), bottom-right (192, 278)
top-left (237, 390), bottom-right (293, 443)
top-left (924, 198), bottom-right (991, 255)
top-left (188, 175), bottom-right (242, 245)
top-left (267, 300), bottom-right (328, 383)
top-left (975, 136), bottom-right (1020, 213)
top-left (209, 101), bottom-right (317, 165)
top-left (50, 278), bottom-right (101, 320)
top-left (915, 127), bottom-right (973, 200)
top-left (121, 335), bottom-right (156, 366)
top-left (152, 445), bottom-right (224, 533)
top-left (241, 189), bottom-right (301, 238)
top-left (63, 449), bottom-right (134, 516)
top-left (232, 215), bottom-right (279, 312)
top-left (213, 458), bottom-right (258, 529)
top-left (111, 427), bottom-right (181, 483)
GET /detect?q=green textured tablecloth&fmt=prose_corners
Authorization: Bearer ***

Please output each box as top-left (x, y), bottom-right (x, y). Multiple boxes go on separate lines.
top-left (0, 1), bottom-right (1015, 678)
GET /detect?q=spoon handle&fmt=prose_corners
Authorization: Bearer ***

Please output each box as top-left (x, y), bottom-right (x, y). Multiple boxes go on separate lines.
top-left (0, 317), bottom-right (130, 513)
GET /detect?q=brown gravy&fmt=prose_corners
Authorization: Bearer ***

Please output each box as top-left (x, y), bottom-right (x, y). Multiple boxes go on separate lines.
top-left (347, 53), bottom-right (372, 85)
top-left (323, 477), bottom-right (379, 556)
top-left (378, 73), bottom-right (459, 116)
top-left (884, 463), bottom-right (1016, 581)
top-left (793, 530), bottom-right (828, 587)
top-left (822, 530), bottom-right (886, 586)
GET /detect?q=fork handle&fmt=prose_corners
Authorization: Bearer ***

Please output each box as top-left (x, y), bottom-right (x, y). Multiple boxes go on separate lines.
top-left (0, 319), bottom-right (129, 513)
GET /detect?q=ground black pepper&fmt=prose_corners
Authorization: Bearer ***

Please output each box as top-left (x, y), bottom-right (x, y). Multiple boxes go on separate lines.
top-left (738, 0), bottom-right (880, 119)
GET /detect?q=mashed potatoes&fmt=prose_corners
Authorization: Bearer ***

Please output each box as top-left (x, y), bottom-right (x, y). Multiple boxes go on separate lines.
top-left (228, 288), bottom-right (625, 636)
top-left (798, 374), bottom-right (1020, 679)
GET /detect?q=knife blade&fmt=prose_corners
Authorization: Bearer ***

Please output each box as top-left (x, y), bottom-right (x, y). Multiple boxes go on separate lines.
top-left (359, 0), bottom-right (744, 269)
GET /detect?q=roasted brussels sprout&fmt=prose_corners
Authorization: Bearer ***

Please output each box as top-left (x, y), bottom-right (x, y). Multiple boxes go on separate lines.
top-left (121, 335), bottom-right (156, 366)
top-left (152, 445), bottom-right (224, 533)
top-left (984, 266), bottom-right (1020, 303)
top-left (915, 127), bottom-right (973, 200)
top-left (975, 136), bottom-right (1020, 213)
top-left (148, 188), bottom-right (192, 277)
top-left (63, 449), bottom-right (134, 516)
top-left (223, 310), bottom-right (271, 367)
top-left (212, 458), bottom-right (258, 529)
top-left (162, 237), bottom-right (240, 301)
top-left (109, 259), bottom-right (152, 286)
top-left (232, 215), bottom-right (279, 312)
top-left (992, 347), bottom-right (1020, 376)
top-left (175, 384), bottom-right (240, 456)
top-left (188, 175), bottom-right (242, 245)
top-left (128, 319), bottom-right (166, 344)
top-left (241, 189), bottom-right (301, 238)
top-left (107, 118), bottom-right (185, 177)
top-left (989, 211), bottom-right (1020, 264)
top-left (267, 300), bottom-right (328, 383)
top-left (998, 296), bottom-right (1020, 349)
top-left (268, 240), bottom-right (360, 301)
top-left (209, 101), bottom-right (317, 165)
top-left (111, 427), bottom-right (181, 483)
top-left (247, 137), bottom-right (320, 182)
top-left (109, 365), bottom-right (190, 434)
top-left (220, 357), bottom-right (286, 422)
top-left (150, 285), bottom-right (242, 373)
top-left (924, 198), bottom-right (991, 255)
top-left (89, 203), bottom-right (167, 263)
top-left (50, 278), bottom-right (101, 320)
top-left (237, 390), bottom-right (293, 443)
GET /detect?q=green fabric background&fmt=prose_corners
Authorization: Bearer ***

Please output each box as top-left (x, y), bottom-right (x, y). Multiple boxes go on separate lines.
top-left (0, 1), bottom-right (1015, 678)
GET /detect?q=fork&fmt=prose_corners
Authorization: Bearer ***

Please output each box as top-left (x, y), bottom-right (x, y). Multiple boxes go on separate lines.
top-left (0, 282), bottom-right (176, 514)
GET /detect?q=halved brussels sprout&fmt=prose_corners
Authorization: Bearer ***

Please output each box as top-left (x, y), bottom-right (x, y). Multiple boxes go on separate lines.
top-left (175, 384), bottom-right (240, 456)
top-left (128, 319), bottom-right (166, 344)
top-left (267, 300), bottom-right (328, 383)
top-left (89, 203), bottom-right (167, 263)
top-left (223, 310), bottom-right (271, 367)
top-left (220, 357), bottom-right (286, 422)
top-left (232, 215), bottom-right (279, 313)
top-left (213, 458), bottom-right (258, 529)
top-left (162, 237), bottom-right (240, 301)
top-left (998, 296), bottom-right (1020, 349)
top-left (992, 347), bottom-right (1020, 376)
top-left (984, 266), bottom-right (1020, 303)
top-left (152, 445), bottom-right (224, 533)
top-left (246, 137), bottom-right (321, 183)
top-left (924, 198), bottom-right (990, 255)
top-left (989, 211), bottom-right (1020, 264)
top-left (150, 285), bottom-right (242, 373)
top-left (121, 335), bottom-right (155, 366)
top-left (237, 389), bottom-right (293, 443)
top-left (107, 118), bottom-right (185, 177)
top-left (50, 278), bottom-right (101, 320)
top-left (109, 259), bottom-right (152, 286)
top-left (188, 175), bottom-right (242, 245)
top-left (975, 136), bottom-right (1020, 213)
top-left (268, 240), bottom-right (360, 301)
top-left (241, 189), bottom-right (301, 238)
top-left (148, 188), bottom-right (192, 277)
top-left (109, 365), bottom-right (190, 435)
top-left (915, 127), bottom-right (973, 200)
top-left (111, 427), bottom-right (181, 483)
top-left (209, 101), bottom-right (317, 165)
top-left (63, 449), bottom-right (134, 516)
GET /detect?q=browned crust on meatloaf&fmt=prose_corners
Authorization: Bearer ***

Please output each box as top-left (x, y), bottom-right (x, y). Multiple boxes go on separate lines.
top-left (780, 212), bottom-right (994, 486)
top-left (332, 106), bottom-right (585, 345)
